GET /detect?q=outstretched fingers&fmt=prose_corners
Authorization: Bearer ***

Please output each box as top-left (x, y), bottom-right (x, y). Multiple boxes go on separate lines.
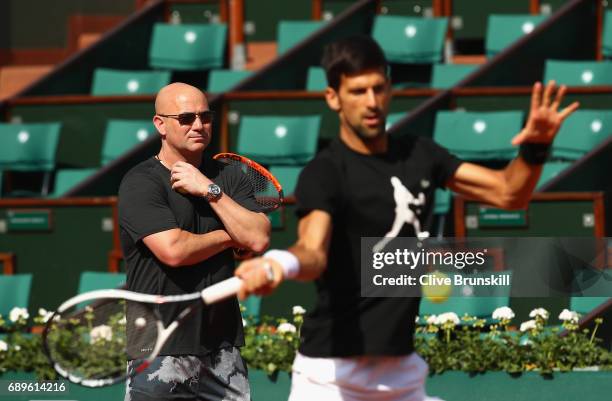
top-left (558, 101), bottom-right (580, 121)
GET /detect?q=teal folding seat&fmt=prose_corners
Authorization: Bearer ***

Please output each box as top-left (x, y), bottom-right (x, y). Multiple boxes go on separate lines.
top-left (535, 162), bottom-right (571, 190)
top-left (433, 111), bottom-right (524, 160)
top-left (544, 60), bottom-right (612, 86)
top-left (372, 15), bottom-right (448, 63)
top-left (434, 188), bottom-right (451, 215)
top-left (485, 14), bottom-right (547, 58)
top-left (91, 68), bottom-right (171, 96)
top-left (0, 274), bottom-right (32, 316)
top-left (269, 166), bottom-right (302, 196)
top-left (386, 112), bottom-right (406, 130)
top-left (552, 110), bottom-right (612, 160)
top-left (207, 69), bottom-right (252, 92)
top-left (603, 11), bottom-right (612, 59)
top-left (0, 123), bottom-right (61, 196)
top-left (305, 67), bottom-right (327, 91)
top-left (149, 23), bottom-right (227, 70)
top-left (570, 269), bottom-right (612, 315)
top-left (78, 271), bottom-right (127, 294)
top-left (419, 271), bottom-right (512, 320)
top-left (277, 20), bottom-right (325, 55)
top-left (101, 120), bottom-right (156, 165)
top-left (237, 116), bottom-right (321, 165)
top-left (431, 64), bottom-right (478, 88)
top-left (50, 168), bottom-right (97, 198)
top-left (240, 296), bottom-right (262, 321)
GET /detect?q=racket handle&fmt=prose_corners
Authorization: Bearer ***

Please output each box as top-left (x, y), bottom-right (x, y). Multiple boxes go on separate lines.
top-left (201, 277), bottom-right (243, 304)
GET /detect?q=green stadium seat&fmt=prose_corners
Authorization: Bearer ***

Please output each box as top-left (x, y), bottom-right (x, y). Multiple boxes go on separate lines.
top-left (101, 119), bottom-right (156, 165)
top-left (431, 63), bottom-right (478, 88)
top-left (0, 123), bottom-right (61, 196)
top-left (207, 69), bottom-right (252, 92)
top-left (91, 68), bottom-right (171, 96)
top-left (552, 110), bottom-right (612, 160)
top-left (149, 23), bottom-right (227, 70)
top-left (50, 168), bottom-right (97, 198)
top-left (535, 162), bottom-right (571, 190)
top-left (603, 11), bottom-right (612, 59)
top-left (419, 271), bottom-right (512, 320)
top-left (77, 271), bottom-right (126, 294)
top-left (0, 274), bottom-right (32, 316)
top-left (434, 188), bottom-right (451, 215)
top-left (485, 14), bottom-right (547, 58)
top-left (372, 15), bottom-right (448, 63)
top-left (269, 165), bottom-right (302, 196)
top-left (305, 67), bottom-right (327, 91)
top-left (236, 116), bottom-right (321, 165)
top-left (240, 296), bottom-right (262, 321)
top-left (570, 268), bottom-right (612, 315)
top-left (277, 20), bottom-right (325, 55)
top-left (433, 110), bottom-right (524, 160)
top-left (544, 60), bottom-right (612, 86)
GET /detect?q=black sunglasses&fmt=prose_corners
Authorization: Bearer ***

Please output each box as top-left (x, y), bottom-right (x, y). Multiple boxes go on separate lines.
top-left (158, 111), bottom-right (214, 125)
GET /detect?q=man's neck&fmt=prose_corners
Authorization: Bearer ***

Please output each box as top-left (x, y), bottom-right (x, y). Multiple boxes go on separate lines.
top-left (157, 147), bottom-right (202, 169)
top-left (339, 126), bottom-right (388, 155)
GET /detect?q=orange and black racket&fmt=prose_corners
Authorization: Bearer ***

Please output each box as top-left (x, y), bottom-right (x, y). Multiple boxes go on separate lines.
top-left (213, 152), bottom-right (284, 214)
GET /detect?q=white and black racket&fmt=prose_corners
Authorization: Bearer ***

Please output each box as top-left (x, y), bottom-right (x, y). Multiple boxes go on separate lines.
top-left (42, 276), bottom-right (242, 387)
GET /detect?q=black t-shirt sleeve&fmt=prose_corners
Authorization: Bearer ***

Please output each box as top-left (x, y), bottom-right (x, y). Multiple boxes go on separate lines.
top-left (295, 156), bottom-right (341, 218)
top-left (419, 136), bottom-right (463, 188)
top-left (118, 171), bottom-right (178, 243)
top-left (223, 164), bottom-right (262, 213)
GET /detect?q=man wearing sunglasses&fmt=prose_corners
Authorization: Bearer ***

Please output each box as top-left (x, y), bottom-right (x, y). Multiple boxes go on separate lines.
top-left (118, 82), bottom-right (271, 401)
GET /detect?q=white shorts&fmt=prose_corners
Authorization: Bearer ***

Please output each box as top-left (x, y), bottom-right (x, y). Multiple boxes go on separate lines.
top-left (288, 352), bottom-right (443, 401)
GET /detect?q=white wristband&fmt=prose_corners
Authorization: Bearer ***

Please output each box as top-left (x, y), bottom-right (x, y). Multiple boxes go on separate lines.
top-left (264, 249), bottom-right (300, 279)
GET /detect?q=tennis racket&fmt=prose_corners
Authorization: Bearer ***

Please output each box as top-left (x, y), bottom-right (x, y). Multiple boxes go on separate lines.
top-left (42, 276), bottom-right (242, 388)
top-left (213, 152), bottom-right (284, 214)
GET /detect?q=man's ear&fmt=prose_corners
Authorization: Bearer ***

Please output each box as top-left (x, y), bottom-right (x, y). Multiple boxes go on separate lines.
top-left (325, 87), bottom-right (341, 112)
top-left (153, 115), bottom-right (166, 138)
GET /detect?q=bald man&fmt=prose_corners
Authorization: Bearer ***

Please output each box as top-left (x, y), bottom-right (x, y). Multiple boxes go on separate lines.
top-left (118, 83), bottom-right (270, 401)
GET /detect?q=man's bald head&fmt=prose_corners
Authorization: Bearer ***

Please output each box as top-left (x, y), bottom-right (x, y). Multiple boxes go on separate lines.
top-left (155, 82), bottom-right (207, 114)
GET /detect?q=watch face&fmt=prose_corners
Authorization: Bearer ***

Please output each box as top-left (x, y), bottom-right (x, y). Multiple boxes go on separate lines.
top-left (209, 184), bottom-right (222, 197)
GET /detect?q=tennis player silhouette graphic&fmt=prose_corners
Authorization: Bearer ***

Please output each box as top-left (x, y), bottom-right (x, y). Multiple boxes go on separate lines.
top-left (372, 176), bottom-right (430, 253)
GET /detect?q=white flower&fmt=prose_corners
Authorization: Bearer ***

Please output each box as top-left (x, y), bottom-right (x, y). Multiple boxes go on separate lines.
top-left (118, 316), bottom-right (127, 325)
top-left (520, 320), bottom-right (537, 332)
top-left (492, 306), bottom-right (515, 321)
top-left (415, 316), bottom-right (420, 324)
top-left (277, 322), bottom-right (297, 334)
top-left (529, 308), bottom-right (549, 320)
top-left (426, 315), bottom-right (437, 325)
top-left (14, 345), bottom-right (21, 351)
top-left (559, 309), bottom-right (580, 323)
top-left (0, 340), bottom-right (7, 352)
top-left (242, 318), bottom-right (247, 327)
top-left (292, 306), bottom-right (306, 315)
top-left (38, 308), bottom-right (53, 323)
top-left (436, 312), bottom-right (460, 325)
top-left (90, 325), bottom-right (113, 344)
top-left (9, 307), bottom-right (29, 322)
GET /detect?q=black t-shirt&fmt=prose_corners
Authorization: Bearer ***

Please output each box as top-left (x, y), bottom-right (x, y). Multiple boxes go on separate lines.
top-left (295, 135), bottom-right (462, 357)
top-left (118, 157), bottom-right (260, 357)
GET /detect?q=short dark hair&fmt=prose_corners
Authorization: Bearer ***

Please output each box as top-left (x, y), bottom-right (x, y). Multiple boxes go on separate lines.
top-left (321, 35), bottom-right (388, 90)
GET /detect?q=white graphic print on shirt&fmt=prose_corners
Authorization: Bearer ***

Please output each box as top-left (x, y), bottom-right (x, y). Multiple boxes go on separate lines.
top-left (372, 176), bottom-right (430, 253)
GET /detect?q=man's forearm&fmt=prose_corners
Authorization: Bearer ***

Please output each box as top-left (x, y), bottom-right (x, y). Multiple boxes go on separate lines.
top-left (164, 229), bottom-right (234, 267)
top-left (501, 155), bottom-right (543, 208)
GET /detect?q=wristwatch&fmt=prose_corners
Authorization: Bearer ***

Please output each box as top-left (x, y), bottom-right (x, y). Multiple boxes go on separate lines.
top-left (204, 183), bottom-right (222, 202)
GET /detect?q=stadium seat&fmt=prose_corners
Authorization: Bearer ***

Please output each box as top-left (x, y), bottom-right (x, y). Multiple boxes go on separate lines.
top-left (544, 60), bottom-right (612, 86)
top-left (0, 274), bottom-right (32, 316)
top-left (372, 15), bottom-right (448, 63)
top-left (91, 68), bottom-right (171, 96)
top-left (207, 69), bottom-right (252, 92)
top-left (236, 116), bottom-right (321, 165)
top-left (552, 110), bottom-right (612, 160)
top-left (386, 112), bottom-right (406, 130)
top-left (0, 122), bottom-right (61, 196)
top-left (101, 120), bottom-right (156, 165)
top-left (485, 14), bottom-right (547, 58)
top-left (240, 296), bottom-right (262, 321)
top-left (419, 271), bottom-right (512, 320)
top-left (269, 165), bottom-right (302, 196)
top-left (434, 188), bottom-right (452, 215)
top-left (603, 11), bottom-right (612, 59)
top-left (431, 64), bottom-right (478, 88)
top-left (305, 67), bottom-right (327, 91)
top-left (277, 20), bottom-right (325, 55)
top-left (570, 268), bottom-right (612, 315)
top-left (149, 23), bottom-right (227, 70)
top-left (50, 168), bottom-right (97, 198)
top-left (433, 110), bottom-right (524, 160)
top-left (77, 271), bottom-right (126, 294)
top-left (535, 162), bottom-right (571, 190)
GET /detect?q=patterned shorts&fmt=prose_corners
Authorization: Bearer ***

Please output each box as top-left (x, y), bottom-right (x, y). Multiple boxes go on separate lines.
top-left (125, 347), bottom-right (250, 401)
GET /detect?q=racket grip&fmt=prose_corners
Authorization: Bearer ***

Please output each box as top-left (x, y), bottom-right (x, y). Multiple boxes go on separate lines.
top-left (201, 277), bottom-right (243, 304)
